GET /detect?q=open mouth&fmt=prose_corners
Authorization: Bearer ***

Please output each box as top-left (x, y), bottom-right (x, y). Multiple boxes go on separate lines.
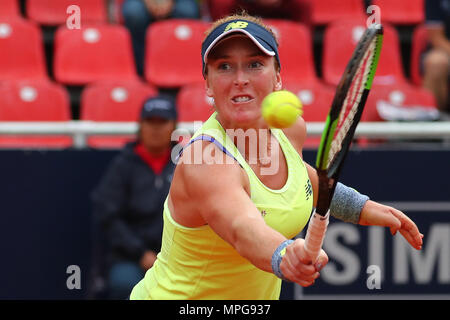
top-left (231, 95), bottom-right (254, 104)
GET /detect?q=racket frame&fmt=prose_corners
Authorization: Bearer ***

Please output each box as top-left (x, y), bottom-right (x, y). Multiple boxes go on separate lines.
top-left (315, 24), bottom-right (383, 216)
top-left (304, 24), bottom-right (383, 263)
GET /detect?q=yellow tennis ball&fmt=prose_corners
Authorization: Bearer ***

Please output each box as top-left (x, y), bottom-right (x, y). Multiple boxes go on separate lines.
top-left (262, 90), bottom-right (303, 128)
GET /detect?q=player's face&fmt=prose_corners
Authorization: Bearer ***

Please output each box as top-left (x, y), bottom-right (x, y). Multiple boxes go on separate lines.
top-left (205, 35), bottom-right (281, 129)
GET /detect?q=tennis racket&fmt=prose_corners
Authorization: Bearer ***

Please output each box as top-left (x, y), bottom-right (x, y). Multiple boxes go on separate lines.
top-left (304, 23), bottom-right (384, 263)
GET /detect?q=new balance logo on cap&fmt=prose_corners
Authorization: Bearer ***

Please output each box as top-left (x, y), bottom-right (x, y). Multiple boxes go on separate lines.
top-left (224, 21), bottom-right (249, 32)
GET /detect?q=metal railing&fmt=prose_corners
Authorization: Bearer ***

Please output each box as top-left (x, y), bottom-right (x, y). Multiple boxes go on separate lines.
top-left (1, 121), bottom-right (450, 149)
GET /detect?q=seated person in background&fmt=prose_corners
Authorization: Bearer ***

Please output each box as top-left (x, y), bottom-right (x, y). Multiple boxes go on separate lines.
top-left (91, 94), bottom-right (178, 299)
top-left (422, 0), bottom-right (450, 113)
top-left (122, 0), bottom-right (201, 76)
top-left (206, 0), bottom-right (311, 25)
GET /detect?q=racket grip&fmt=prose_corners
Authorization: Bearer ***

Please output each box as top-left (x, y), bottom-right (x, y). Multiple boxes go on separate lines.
top-left (304, 210), bottom-right (330, 263)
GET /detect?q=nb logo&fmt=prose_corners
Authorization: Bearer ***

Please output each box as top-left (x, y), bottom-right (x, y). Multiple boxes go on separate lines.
top-left (305, 180), bottom-right (313, 201)
top-left (224, 21), bottom-right (248, 32)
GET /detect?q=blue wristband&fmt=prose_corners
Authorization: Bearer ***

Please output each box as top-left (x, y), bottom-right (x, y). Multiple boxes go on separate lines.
top-left (330, 182), bottom-right (370, 224)
top-left (271, 240), bottom-right (294, 280)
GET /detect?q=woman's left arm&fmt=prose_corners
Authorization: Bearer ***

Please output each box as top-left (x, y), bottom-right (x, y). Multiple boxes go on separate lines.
top-left (305, 161), bottom-right (424, 250)
top-left (359, 200), bottom-right (423, 250)
top-left (285, 118), bottom-right (424, 250)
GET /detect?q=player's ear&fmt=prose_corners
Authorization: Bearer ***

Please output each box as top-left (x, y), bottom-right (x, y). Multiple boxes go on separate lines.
top-left (205, 74), bottom-right (214, 97)
top-left (274, 71), bottom-right (282, 91)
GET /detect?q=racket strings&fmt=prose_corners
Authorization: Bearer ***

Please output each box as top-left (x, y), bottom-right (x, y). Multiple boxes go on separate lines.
top-left (327, 39), bottom-right (377, 168)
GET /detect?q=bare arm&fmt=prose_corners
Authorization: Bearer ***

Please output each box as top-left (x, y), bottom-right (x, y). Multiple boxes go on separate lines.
top-left (284, 117), bottom-right (423, 250)
top-left (304, 153), bottom-right (423, 250)
top-left (173, 142), bottom-right (286, 273)
top-left (427, 25), bottom-right (450, 55)
top-left (359, 201), bottom-right (423, 250)
top-left (170, 140), bottom-right (326, 285)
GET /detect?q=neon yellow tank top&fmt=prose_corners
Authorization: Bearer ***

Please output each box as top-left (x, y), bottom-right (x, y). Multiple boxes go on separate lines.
top-left (130, 113), bottom-right (313, 300)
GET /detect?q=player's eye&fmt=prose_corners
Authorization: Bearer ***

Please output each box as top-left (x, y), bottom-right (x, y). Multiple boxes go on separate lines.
top-left (249, 61), bottom-right (263, 69)
top-left (218, 63), bottom-right (231, 70)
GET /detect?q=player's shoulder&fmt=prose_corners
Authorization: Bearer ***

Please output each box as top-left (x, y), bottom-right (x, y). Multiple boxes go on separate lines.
top-left (282, 116), bottom-right (307, 153)
top-left (169, 139), bottom-right (250, 227)
top-left (175, 139), bottom-right (246, 189)
top-left (177, 138), bottom-right (240, 167)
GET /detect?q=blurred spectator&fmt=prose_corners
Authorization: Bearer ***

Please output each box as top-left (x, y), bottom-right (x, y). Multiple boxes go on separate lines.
top-left (122, 0), bottom-right (201, 76)
top-left (91, 94), bottom-right (177, 300)
top-left (422, 0), bottom-right (450, 113)
top-left (206, 0), bottom-right (311, 25)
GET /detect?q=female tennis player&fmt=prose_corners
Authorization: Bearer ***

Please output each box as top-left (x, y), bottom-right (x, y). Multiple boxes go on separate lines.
top-left (130, 13), bottom-right (423, 300)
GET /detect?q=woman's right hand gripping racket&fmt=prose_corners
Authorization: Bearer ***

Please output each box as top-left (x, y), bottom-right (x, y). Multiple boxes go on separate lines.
top-left (304, 23), bottom-right (384, 264)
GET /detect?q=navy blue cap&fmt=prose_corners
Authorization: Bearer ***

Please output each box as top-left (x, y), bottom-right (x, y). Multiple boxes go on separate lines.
top-left (201, 19), bottom-right (280, 77)
top-left (140, 94), bottom-right (177, 120)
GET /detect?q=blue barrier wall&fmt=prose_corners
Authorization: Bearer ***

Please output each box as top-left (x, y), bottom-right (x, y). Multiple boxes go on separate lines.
top-left (0, 148), bottom-right (449, 299)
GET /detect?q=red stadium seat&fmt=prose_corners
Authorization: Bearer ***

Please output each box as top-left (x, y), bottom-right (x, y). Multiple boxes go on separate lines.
top-left (410, 25), bottom-right (429, 86)
top-left (264, 19), bottom-right (319, 84)
top-left (358, 82), bottom-right (437, 147)
top-left (145, 19), bottom-right (209, 88)
top-left (372, 0), bottom-right (424, 25)
top-left (282, 80), bottom-right (335, 147)
top-left (0, 19), bottom-right (47, 81)
top-left (363, 83), bottom-right (438, 122)
top-left (54, 24), bottom-right (137, 85)
top-left (176, 82), bottom-right (215, 123)
top-left (0, 0), bottom-right (20, 19)
top-left (310, 0), bottom-right (366, 25)
top-left (0, 80), bottom-right (72, 148)
top-left (322, 20), bottom-right (407, 86)
top-left (26, 0), bottom-right (107, 26)
top-left (80, 80), bottom-right (158, 148)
